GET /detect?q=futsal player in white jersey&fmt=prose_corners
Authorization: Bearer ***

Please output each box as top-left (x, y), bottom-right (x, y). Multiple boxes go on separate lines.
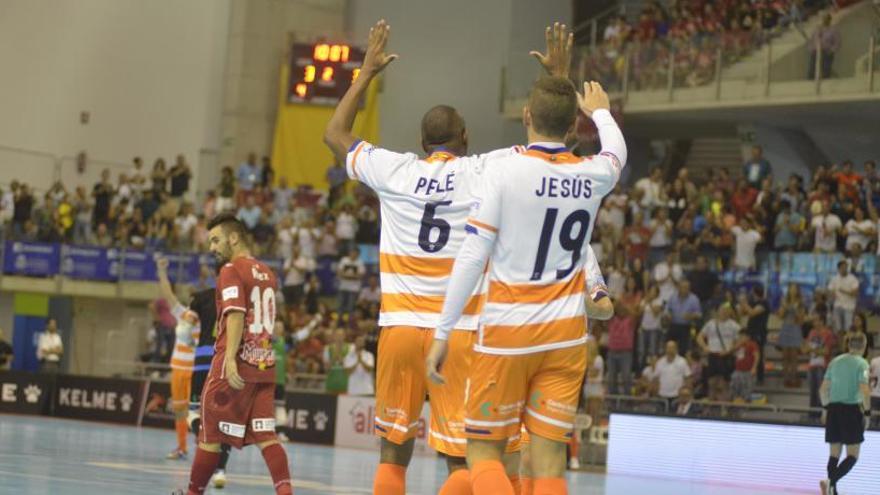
top-left (427, 78), bottom-right (625, 494)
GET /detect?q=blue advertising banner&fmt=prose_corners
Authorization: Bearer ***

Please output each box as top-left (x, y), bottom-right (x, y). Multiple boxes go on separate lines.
top-left (60, 245), bottom-right (113, 281)
top-left (107, 248), bottom-right (156, 282)
top-left (3, 241), bottom-right (60, 277)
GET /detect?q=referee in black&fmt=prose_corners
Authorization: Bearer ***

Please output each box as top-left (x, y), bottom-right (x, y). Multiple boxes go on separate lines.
top-left (819, 333), bottom-right (871, 495)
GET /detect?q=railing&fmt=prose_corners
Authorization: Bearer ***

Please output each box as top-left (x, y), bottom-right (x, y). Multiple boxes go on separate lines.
top-left (505, 5), bottom-right (879, 109)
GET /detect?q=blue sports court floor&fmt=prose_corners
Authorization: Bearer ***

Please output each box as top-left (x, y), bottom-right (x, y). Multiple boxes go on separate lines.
top-left (0, 414), bottom-right (801, 494)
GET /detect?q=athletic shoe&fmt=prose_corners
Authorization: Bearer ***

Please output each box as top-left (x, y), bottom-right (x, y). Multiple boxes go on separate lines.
top-left (213, 469), bottom-right (227, 489)
top-left (568, 457), bottom-right (581, 470)
top-left (277, 431), bottom-right (290, 442)
top-left (165, 449), bottom-right (187, 460)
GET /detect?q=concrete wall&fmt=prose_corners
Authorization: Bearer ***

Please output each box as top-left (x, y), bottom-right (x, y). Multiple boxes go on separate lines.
top-left (0, 0), bottom-right (231, 196)
top-left (68, 297), bottom-right (151, 376)
top-left (348, 0), bottom-right (571, 154)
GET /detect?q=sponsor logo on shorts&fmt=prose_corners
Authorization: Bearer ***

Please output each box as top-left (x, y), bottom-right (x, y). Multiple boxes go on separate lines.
top-left (221, 286), bottom-right (239, 301)
top-left (384, 407), bottom-right (407, 420)
top-left (219, 421), bottom-right (246, 438)
top-left (480, 401), bottom-right (493, 417)
top-left (497, 401), bottom-right (524, 416)
top-left (251, 418), bottom-right (276, 432)
top-left (530, 391), bottom-right (543, 408)
top-left (546, 399), bottom-right (576, 415)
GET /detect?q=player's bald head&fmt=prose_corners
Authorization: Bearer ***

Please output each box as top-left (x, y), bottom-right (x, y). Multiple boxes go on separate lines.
top-left (421, 105), bottom-right (467, 155)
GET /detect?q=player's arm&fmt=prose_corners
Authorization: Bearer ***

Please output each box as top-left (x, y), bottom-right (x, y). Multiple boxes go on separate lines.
top-left (530, 22), bottom-right (574, 79)
top-left (577, 82), bottom-right (627, 193)
top-left (217, 266), bottom-right (248, 390)
top-left (155, 256), bottom-right (184, 309)
top-left (224, 312), bottom-right (246, 390)
top-left (323, 19), bottom-right (397, 163)
top-left (584, 246), bottom-right (613, 320)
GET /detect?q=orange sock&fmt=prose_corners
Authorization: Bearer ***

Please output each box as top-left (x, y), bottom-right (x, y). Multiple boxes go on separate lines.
top-left (568, 436), bottom-right (579, 460)
top-left (439, 468), bottom-right (472, 495)
top-left (175, 418), bottom-right (188, 453)
top-left (470, 460), bottom-right (514, 495)
top-left (373, 463), bottom-right (405, 495)
top-left (521, 477), bottom-right (533, 495)
top-left (509, 474), bottom-right (521, 495)
top-left (533, 477), bottom-right (566, 495)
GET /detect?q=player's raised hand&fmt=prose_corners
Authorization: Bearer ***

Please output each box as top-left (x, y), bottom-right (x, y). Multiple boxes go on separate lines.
top-left (425, 339), bottom-right (449, 385)
top-left (156, 256), bottom-right (169, 274)
top-left (361, 19), bottom-right (398, 77)
top-left (577, 81), bottom-right (610, 117)
top-left (529, 22), bottom-right (573, 78)
top-left (226, 360), bottom-right (245, 390)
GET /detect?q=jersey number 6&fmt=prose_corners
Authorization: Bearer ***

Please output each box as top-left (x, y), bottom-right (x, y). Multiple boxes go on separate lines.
top-left (418, 201), bottom-right (452, 253)
top-left (531, 208), bottom-right (591, 281)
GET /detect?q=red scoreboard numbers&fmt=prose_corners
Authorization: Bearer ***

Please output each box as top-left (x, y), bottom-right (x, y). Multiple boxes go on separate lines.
top-left (289, 42), bottom-right (365, 106)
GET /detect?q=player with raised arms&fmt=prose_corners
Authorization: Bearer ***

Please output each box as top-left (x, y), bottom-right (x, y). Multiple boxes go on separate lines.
top-left (180, 213), bottom-right (291, 495)
top-left (426, 74), bottom-right (626, 494)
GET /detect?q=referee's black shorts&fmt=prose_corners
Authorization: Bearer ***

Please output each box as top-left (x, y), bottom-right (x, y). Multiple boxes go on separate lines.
top-left (825, 403), bottom-right (865, 445)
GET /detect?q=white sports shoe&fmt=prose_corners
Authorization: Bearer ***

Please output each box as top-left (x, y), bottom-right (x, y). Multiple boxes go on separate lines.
top-left (212, 469), bottom-right (227, 489)
top-left (568, 457), bottom-right (581, 470)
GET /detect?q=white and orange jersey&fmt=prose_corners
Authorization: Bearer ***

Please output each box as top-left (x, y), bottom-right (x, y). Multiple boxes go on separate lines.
top-left (463, 138), bottom-right (625, 355)
top-left (170, 304), bottom-right (201, 371)
top-left (346, 140), bottom-right (524, 329)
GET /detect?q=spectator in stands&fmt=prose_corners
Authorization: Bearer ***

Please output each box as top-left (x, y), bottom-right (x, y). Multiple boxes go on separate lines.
top-left (665, 280), bottom-right (702, 354)
top-left (336, 247), bottom-right (365, 315)
top-left (731, 329), bottom-right (759, 402)
top-left (698, 303), bottom-right (740, 401)
top-left (130, 156), bottom-right (146, 195)
top-left (274, 177), bottom-right (294, 215)
top-left (259, 156), bottom-right (274, 189)
top-left (654, 251), bottom-right (684, 302)
top-left (635, 355), bottom-right (658, 397)
top-left (324, 327), bottom-right (350, 394)
top-left (739, 285), bottom-right (770, 385)
top-left (0, 184), bottom-right (14, 232)
top-left (811, 201), bottom-right (842, 253)
top-left (237, 152), bottom-right (261, 194)
top-left (357, 275), bottom-right (381, 312)
top-left (169, 155), bottom-right (192, 199)
top-left (623, 211), bottom-right (651, 262)
top-left (282, 245), bottom-right (315, 306)
top-left (326, 160), bottom-right (347, 208)
top-left (847, 313), bottom-right (874, 357)
top-left (688, 255), bottom-right (719, 303)
top-left (344, 335), bottom-right (375, 396)
top-left (236, 195), bottom-right (262, 230)
top-left (92, 223), bottom-right (112, 248)
top-left (743, 145), bottom-right (772, 188)
top-left (774, 200), bottom-right (804, 251)
top-left (844, 207), bottom-right (875, 254)
top-left (317, 222), bottom-right (339, 262)
top-left (606, 303), bottom-right (637, 395)
top-left (174, 202), bottom-right (197, 241)
top-left (807, 13), bottom-right (839, 79)
top-left (648, 208), bottom-right (674, 264)
top-left (870, 350), bottom-right (880, 428)
top-left (778, 283), bottom-right (806, 387)
top-left (150, 158), bottom-right (168, 195)
top-left (654, 340), bottom-right (691, 407)
top-left (216, 166), bottom-right (236, 213)
top-left (638, 284), bottom-right (664, 367)
top-left (828, 260), bottom-right (860, 334)
top-left (731, 217), bottom-right (762, 271)
top-left (10, 182), bottom-right (33, 238)
top-left (91, 170), bottom-right (114, 229)
top-left (635, 167), bottom-right (665, 211)
top-left (36, 318), bottom-right (63, 373)
top-left (674, 386), bottom-right (701, 416)
top-left (731, 179), bottom-right (759, 219)
top-left (0, 327), bottom-right (13, 370)
top-left (335, 204), bottom-right (358, 255)
top-left (805, 312), bottom-right (835, 409)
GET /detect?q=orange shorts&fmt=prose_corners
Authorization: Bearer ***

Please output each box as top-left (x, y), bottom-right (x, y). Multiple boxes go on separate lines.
top-left (427, 331), bottom-right (521, 457)
top-left (464, 345), bottom-right (586, 443)
top-left (170, 369), bottom-right (192, 413)
top-left (374, 326), bottom-right (434, 444)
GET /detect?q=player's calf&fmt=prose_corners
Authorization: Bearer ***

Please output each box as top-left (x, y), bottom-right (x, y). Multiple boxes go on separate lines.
top-left (258, 440), bottom-right (293, 495)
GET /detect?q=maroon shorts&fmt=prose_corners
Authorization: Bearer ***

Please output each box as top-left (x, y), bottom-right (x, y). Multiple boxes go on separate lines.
top-left (200, 375), bottom-right (276, 449)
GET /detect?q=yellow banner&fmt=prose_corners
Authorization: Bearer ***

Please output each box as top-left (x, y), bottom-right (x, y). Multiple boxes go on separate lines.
top-left (271, 64), bottom-right (380, 189)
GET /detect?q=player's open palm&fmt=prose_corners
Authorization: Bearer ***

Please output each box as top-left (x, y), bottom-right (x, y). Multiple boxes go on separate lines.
top-left (530, 22), bottom-right (573, 78)
top-left (577, 81), bottom-right (610, 117)
top-left (362, 19), bottom-right (398, 76)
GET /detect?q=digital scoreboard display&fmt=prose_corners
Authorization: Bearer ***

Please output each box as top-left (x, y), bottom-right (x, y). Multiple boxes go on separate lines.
top-left (287, 42), bottom-right (366, 106)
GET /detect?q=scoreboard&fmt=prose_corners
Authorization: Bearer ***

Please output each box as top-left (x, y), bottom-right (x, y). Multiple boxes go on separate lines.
top-left (288, 42), bottom-right (366, 106)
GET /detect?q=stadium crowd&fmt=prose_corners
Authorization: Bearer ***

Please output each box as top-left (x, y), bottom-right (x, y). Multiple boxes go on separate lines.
top-left (3, 145), bottom-right (880, 402)
top-left (585, 0), bottom-right (836, 91)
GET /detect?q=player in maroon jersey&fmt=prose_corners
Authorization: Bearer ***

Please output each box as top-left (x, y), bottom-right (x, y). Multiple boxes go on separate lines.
top-left (183, 212), bottom-right (293, 495)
